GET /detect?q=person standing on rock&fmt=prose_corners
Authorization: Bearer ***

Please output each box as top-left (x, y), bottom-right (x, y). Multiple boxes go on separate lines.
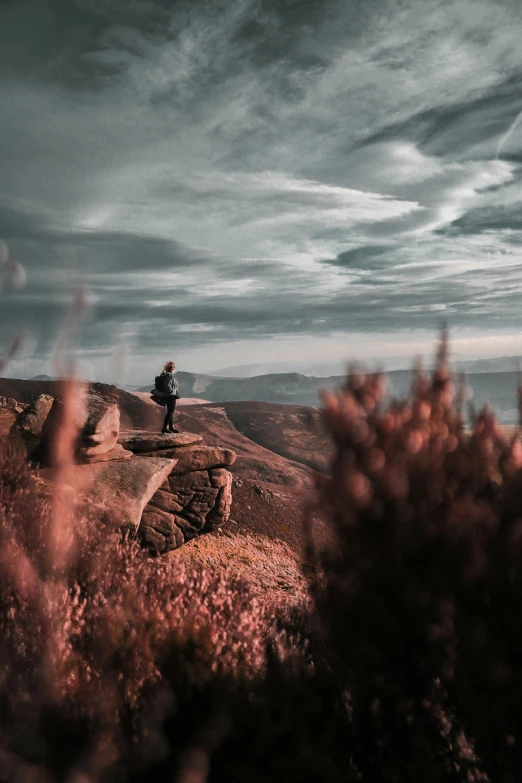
top-left (152, 361), bottom-right (181, 434)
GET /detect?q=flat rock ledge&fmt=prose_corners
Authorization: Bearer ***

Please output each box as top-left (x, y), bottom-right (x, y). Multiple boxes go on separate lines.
top-left (119, 430), bottom-right (202, 453)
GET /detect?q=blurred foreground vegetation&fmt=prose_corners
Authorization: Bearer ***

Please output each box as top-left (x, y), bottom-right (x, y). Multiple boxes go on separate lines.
top-left (2, 337), bottom-right (522, 782)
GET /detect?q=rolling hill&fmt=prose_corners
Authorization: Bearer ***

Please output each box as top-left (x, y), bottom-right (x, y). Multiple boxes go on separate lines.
top-left (139, 367), bottom-right (522, 425)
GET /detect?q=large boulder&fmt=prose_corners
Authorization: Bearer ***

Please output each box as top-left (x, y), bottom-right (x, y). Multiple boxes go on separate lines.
top-left (77, 443), bottom-right (133, 464)
top-left (76, 390), bottom-right (120, 458)
top-left (78, 390), bottom-right (120, 438)
top-left (40, 387), bottom-right (121, 464)
top-left (119, 430), bottom-right (202, 453)
top-left (140, 507), bottom-right (184, 554)
top-left (168, 446), bottom-right (236, 474)
top-left (15, 394), bottom-right (54, 438)
top-left (40, 456), bottom-right (176, 533)
top-left (141, 466), bottom-right (233, 551)
top-left (9, 394), bottom-right (55, 458)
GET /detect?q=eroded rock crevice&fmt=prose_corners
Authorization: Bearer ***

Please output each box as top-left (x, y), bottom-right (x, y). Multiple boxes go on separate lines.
top-left (125, 432), bottom-right (235, 554)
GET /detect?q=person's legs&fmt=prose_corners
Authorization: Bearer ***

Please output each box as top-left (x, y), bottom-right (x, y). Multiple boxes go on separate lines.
top-left (162, 397), bottom-right (178, 432)
top-left (168, 398), bottom-right (178, 432)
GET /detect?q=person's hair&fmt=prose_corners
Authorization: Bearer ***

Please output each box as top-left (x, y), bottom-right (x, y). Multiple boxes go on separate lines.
top-left (163, 360), bottom-right (175, 373)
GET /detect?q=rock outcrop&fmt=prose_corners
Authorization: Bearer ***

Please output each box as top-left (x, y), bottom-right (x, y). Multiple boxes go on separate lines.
top-left (7, 389), bottom-right (236, 555)
top-left (65, 389), bottom-right (121, 462)
top-left (168, 445), bottom-right (236, 474)
top-left (40, 456), bottom-right (177, 532)
top-left (120, 430), bottom-right (236, 554)
top-left (119, 431), bottom-right (202, 452)
top-left (16, 393), bottom-right (54, 439)
top-left (9, 393), bottom-right (55, 457)
top-left (29, 387), bottom-right (123, 464)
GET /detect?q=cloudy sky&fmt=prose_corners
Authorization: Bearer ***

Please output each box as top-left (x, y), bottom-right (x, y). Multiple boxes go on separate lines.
top-left (2, 0), bottom-right (522, 382)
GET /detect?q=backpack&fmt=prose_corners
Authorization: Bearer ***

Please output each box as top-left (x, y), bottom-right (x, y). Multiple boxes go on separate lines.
top-left (155, 373), bottom-right (174, 394)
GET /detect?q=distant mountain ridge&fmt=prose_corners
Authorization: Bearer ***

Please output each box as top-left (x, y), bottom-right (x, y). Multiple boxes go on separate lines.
top-left (456, 356), bottom-right (522, 374)
top-left (138, 371), bottom-right (337, 407)
top-left (138, 369), bottom-right (423, 407)
top-left (138, 367), bottom-right (522, 424)
top-left (212, 354), bottom-right (522, 378)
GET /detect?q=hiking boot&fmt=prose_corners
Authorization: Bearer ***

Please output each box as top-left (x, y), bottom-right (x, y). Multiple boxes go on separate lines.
top-left (168, 426), bottom-right (180, 433)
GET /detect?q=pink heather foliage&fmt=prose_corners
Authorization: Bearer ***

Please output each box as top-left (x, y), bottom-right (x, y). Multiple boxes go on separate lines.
top-left (5, 337), bottom-right (522, 781)
top-left (0, 440), bottom-right (292, 780)
top-left (315, 334), bottom-right (522, 782)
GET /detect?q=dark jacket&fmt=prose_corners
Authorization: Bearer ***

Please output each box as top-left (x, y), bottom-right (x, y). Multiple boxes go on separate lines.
top-left (152, 371), bottom-right (180, 398)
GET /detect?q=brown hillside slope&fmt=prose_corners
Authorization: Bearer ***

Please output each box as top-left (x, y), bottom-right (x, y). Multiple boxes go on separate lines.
top-left (173, 402), bottom-right (334, 576)
top-left (217, 401), bottom-right (333, 473)
top-left (175, 402), bottom-right (317, 488)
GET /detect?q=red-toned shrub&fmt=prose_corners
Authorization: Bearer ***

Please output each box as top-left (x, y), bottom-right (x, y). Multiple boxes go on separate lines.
top-left (314, 336), bottom-right (522, 782)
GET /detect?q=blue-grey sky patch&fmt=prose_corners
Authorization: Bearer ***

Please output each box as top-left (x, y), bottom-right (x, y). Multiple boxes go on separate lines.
top-left (2, 0), bottom-right (522, 382)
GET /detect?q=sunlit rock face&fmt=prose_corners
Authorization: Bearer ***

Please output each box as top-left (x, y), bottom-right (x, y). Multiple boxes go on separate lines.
top-left (7, 391), bottom-right (235, 555)
top-left (122, 431), bottom-right (234, 554)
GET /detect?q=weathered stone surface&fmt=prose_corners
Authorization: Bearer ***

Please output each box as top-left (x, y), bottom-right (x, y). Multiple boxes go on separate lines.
top-left (205, 470), bottom-right (233, 531)
top-left (39, 388), bottom-right (121, 464)
top-left (186, 499), bottom-right (215, 513)
top-left (79, 391), bottom-right (120, 437)
top-left (119, 431), bottom-right (202, 453)
top-left (40, 456), bottom-right (176, 532)
top-left (79, 430), bottom-right (119, 457)
top-left (140, 507), bottom-right (184, 553)
top-left (168, 471), bottom-right (210, 492)
top-left (171, 514), bottom-right (200, 540)
top-left (77, 444), bottom-right (133, 464)
top-left (169, 446), bottom-right (236, 475)
top-left (80, 429), bottom-right (116, 447)
top-left (15, 394), bottom-right (54, 438)
top-left (140, 525), bottom-right (165, 554)
top-left (209, 467), bottom-right (232, 489)
top-left (142, 507), bottom-right (175, 535)
top-left (148, 489), bottom-right (184, 515)
top-left (142, 467), bottom-right (234, 548)
top-left (138, 448), bottom-right (198, 459)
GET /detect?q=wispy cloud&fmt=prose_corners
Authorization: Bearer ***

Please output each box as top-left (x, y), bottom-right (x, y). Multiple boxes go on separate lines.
top-left (2, 0), bottom-right (522, 378)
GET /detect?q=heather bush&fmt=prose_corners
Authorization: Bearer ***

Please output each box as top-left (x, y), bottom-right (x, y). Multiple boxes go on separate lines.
top-left (314, 335), bottom-right (522, 782)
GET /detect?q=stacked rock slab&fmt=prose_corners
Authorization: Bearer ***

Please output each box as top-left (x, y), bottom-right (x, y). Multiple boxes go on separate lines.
top-left (10, 393), bottom-right (55, 458)
top-left (39, 456), bottom-right (177, 533)
top-left (119, 430), bottom-right (236, 554)
top-left (9, 389), bottom-right (133, 464)
top-left (38, 388), bottom-right (132, 464)
top-left (8, 391), bottom-right (235, 555)
top-left (73, 388), bottom-right (131, 463)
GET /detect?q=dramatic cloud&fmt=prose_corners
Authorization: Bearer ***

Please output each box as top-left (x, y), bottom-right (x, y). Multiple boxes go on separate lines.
top-left (1, 0), bottom-right (522, 380)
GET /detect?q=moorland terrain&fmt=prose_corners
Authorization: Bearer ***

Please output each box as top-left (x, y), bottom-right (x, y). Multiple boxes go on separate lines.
top-left (0, 377), bottom-right (333, 597)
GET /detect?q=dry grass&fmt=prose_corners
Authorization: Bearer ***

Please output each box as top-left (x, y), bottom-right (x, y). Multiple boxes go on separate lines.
top-left (174, 529), bottom-right (308, 598)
